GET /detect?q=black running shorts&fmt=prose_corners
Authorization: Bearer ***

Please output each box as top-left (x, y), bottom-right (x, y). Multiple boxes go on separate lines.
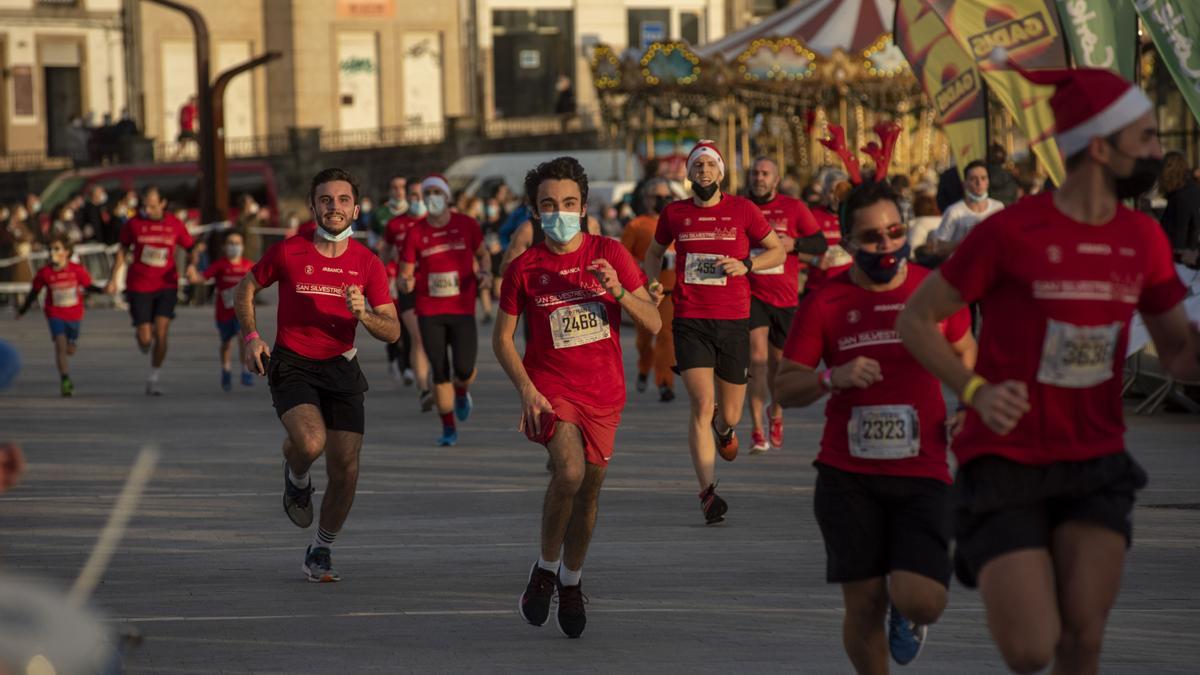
top-left (268, 346), bottom-right (369, 434)
top-left (672, 317), bottom-right (750, 385)
top-left (952, 451), bottom-right (1147, 588)
top-left (813, 462), bottom-right (952, 586)
top-left (396, 290), bottom-right (416, 313)
top-left (418, 313), bottom-right (478, 384)
top-left (126, 288), bottom-right (178, 326)
top-left (749, 297), bottom-right (796, 350)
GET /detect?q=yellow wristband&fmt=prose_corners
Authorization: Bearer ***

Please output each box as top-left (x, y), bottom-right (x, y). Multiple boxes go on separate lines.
top-left (961, 375), bottom-right (988, 408)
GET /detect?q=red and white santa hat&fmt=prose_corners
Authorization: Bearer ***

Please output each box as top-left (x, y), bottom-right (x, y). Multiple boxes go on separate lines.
top-left (421, 173), bottom-right (451, 196)
top-left (991, 48), bottom-right (1152, 158)
top-left (687, 140), bottom-right (725, 177)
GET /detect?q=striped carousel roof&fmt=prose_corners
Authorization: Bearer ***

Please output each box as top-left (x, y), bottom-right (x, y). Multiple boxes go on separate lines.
top-left (697, 0), bottom-right (896, 60)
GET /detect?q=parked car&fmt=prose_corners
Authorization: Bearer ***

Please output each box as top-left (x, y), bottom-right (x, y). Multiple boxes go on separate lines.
top-left (445, 150), bottom-right (641, 200)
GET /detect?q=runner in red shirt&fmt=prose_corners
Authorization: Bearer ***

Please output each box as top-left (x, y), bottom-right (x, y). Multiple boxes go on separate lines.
top-left (186, 231), bottom-right (255, 392)
top-left (398, 174), bottom-right (492, 446)
top-left (804, 195), bottom-right (854, 295)
top-left (16, 235), bottom-right (103, 396)
top-left (776, 181), bottom-right (976, 671)
top-left (381, 181), bottom-right (433, 411)
top-left (104, 185), bottom-right (197, 395)
top-left (642, 141), bottom-right (786, 524)
top-left (236, 168), bottom-right (400, 584)
top-left (495, 157), bottom-right (661, 638)
top-left (745, 157), bottom-right (827, 453)
top-left (897, 62), bottom-right (1200, 673)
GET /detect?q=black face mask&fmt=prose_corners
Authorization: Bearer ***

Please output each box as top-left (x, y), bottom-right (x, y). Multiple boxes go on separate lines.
top-left (653, 195), bottom-right (671, 213)
top-left (1114, 157), bottom-right (1163, 200)
top-left (691, 181), bottom-right (719, 201)
top-left (748, 190), bottom-right (775, 206)
top-left (854, 242), bottom-right (911, 284)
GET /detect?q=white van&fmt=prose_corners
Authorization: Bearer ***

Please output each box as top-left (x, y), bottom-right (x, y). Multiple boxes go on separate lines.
top-left (444, 150), bottom-right (642, 201)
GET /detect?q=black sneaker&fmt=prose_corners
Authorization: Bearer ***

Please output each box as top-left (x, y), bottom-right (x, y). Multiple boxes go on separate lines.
top-left (519, 564), bottom-right (558, 627)
top-left (699, 482), bottom-right (727, 525)
top-left (658, 385), bottom-right (675, 402)
top-left (556, 580), bottom-right (587, 638)
top-left (282, 460), bottom-right (314, 528)
top-left (419, 389), bottom-right (434, 413)
top-left (302, 545), bottom-right (340, 583)
top-left (636, 373), bottom-right (648, 393)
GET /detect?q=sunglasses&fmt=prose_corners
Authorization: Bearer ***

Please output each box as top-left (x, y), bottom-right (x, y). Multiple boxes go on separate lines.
top-left (853, 223), bottom-right (908, 246)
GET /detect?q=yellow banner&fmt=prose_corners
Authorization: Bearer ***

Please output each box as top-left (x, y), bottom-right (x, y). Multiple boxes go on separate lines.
top-left (929, 0), bottom-right (1068, 184)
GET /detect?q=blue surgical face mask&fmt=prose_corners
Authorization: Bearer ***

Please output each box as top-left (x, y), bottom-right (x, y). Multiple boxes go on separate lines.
top-left (425, 193), bottom-right (447, 216)
top-left (539, 211), bottom-right (582, 244)
top-left (854, 242), bottom-right (911, 284)
top-left (410, 200), bottom-right (427, 217)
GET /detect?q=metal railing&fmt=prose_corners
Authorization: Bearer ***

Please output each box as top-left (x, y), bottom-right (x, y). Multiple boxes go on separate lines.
top-left (319, 121), bottom-right (446, 150)
top-left (0, 151), bottom-right (73, 172)
top-left (482, 109), bottom-right (602, 138)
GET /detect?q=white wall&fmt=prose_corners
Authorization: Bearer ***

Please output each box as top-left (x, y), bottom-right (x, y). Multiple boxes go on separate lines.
top-left (2, 23), bottom-right (126, 125)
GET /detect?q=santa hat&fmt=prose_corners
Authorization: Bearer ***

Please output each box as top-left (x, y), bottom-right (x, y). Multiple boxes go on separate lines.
top-left (687, 140), bottom-right (725, 177)
top-left (421, 174), bottom-right (451, 196)
top-left (990, 48), bottom-right (1152, 158)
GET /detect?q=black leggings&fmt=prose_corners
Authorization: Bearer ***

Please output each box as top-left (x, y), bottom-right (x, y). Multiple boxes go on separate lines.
top-left (418, 314), bottom-right (478, 384)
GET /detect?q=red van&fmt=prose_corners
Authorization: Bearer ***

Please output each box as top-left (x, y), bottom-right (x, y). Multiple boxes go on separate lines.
top-left (38, 160), bottom-right (280, 226)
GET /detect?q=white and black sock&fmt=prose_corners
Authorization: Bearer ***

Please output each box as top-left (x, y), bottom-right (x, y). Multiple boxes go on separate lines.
top-left (287, 466), bottom-right (310, 489)
top-left (311, 527), bottom-right (337, 551)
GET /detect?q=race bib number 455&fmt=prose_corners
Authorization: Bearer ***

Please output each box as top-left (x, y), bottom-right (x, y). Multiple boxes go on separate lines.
top-left (1037, 319), bottom-right (1121, 388)
top-left (847, 405), bottom-right (920, 460)
top-left (683, 253), bottom-right (727, 286)
top-left (549, 302), bottom-right (610, 349)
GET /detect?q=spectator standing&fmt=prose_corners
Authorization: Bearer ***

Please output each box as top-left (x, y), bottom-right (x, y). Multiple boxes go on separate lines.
top-left (986, 143), bottom-right (1020, 206)
top-left (1159, 151), bottom-right (1200, 267)
top-left (927, 160), bottom-right (1005, 257)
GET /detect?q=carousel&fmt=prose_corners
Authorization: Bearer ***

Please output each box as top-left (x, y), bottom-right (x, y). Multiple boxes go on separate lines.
top-left (590, 0), bottom-right (948, 191)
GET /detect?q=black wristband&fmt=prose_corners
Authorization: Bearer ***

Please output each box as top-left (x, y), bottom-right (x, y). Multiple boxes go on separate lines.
top-left (742, 256), bottom-right (753, 273)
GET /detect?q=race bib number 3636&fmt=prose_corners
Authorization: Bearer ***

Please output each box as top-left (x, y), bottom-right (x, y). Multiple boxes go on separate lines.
top-left (1036, 319), bottom-right (1121, 388)
top-left (847, 405), bottom-right (920, 460)
top-left (683, 253), bottom-right (727, 286)
top-left (549, 302), bottom-right (610, 349)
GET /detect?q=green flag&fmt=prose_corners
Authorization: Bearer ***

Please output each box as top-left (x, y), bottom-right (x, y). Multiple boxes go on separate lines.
top-left (1055, 0), bottom-right (1138, 79)
top-left (1136, 0), bottom-right (1200, 124)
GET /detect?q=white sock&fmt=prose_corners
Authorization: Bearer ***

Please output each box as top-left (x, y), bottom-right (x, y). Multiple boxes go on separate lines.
top-left (312, 527), bottom-right (337, 551)
top-left (536, 556), bottom-right (559, 574)
top-left (559, 565), bottom-right (582, 587)
top-left (287, 466), bottom-right (310, 488)
top-left (148, 368), bottom-right (160, 382)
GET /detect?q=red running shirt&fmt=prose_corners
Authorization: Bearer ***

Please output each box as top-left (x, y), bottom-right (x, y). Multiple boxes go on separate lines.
top-left (784, 266), bottom-right (970, 483)
top-left (385, 214), bottom-right (420, 255)
top-left (501, 234), bottom-right (646, 410)
top-left (119, 214), bottom-right (194, 293)
top-left (653, 194), bottom-right (772, 320)
top-left (939, 193), bottom-right (1188, 466)
top-left (750, 194), bottom-right (821, 308)
top-left (401, 213), bottom-right (483, 317)
top-left (31, 262), bottom-right (93, 322)
top-left (804, 206), bottom-right (852, 294)
top-left (204, 257), bottom-right (254, 322)
top-left (251, 236), bottom-right (391, 360)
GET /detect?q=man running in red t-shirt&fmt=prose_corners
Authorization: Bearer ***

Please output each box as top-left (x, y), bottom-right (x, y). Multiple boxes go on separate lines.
top-left (745, 157), bottom-right (827, 453)
top-left (898, 61), bottom-right (1200, 673)
top-left (495, 157), bottom-right (661, 638)
top-left (776, 181), bottom-right (977, 671)
top-left (186, 230), bottom-right (255, 391)
top-left (235, 168), bottom-right (400, 583)
top-left (398, 175), bottom-right (492, 446)
top-left (381, 179), bottom-right (433, 411)
top-left (105, 185), bottom-right (197, 395)
top-left (643, 141), bottom-right (786, 524)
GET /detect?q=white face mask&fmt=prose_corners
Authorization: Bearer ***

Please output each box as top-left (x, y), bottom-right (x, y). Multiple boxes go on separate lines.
top-left (425, 193), bottom-right (447, 216)
top-left (225, 243), bottom-right (244, 258)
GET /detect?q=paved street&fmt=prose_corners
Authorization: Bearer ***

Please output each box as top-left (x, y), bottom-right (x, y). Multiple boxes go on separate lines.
top-left (2, 302), bottom-right (1198, 673)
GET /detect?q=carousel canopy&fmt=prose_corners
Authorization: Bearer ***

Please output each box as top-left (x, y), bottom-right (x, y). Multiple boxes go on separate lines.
top-left (697, 0), bottom-right (896, 61)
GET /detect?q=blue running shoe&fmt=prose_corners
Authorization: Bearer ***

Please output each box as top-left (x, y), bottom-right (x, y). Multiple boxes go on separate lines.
top-left (241, 370), bottom-right (254, 387)
top-left (888, 602), bottom-right (927, 665)
top-left (303, 545), bottom-right (340, 583)
top-left (221, 369), bottom-right (232, 392)
top-left (438, 427), bottom-right (458, 446)
top-left (454, 391), bottom-right (473, 421)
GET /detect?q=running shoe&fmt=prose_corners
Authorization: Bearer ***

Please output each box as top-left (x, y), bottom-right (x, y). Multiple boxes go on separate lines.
top-left (60, 376), bottom-right (73, 397)
top-left (699, 482), bottom-right (727, 525)
top-left (556, 581), bottom-right (587, 638)
top-left (302, 545), bottom-right (340, 583)
top-left (769, 413), bottom-right (784, 449)
top-left (241, 370), bottom-right (254, 387)
top-left (145, 380), bottom-right (163, 396)
top-left (438, 427), bottom-right (458, 447)
top-left (519, 564), bottom-right (557, 627)
top-left (419, 389), bottom-right (434, 413)
top-left (636, 373), bottom-right (648, 393)
top-left (221, 369), bottom-right (232, 392)
top-left (402, 368), bottom-right (415, 387)
top-left (282, 460), bottom-right (315, 528)
top-left (659, 386), bottom-right (675, 402)
top-left (454, 391), bottom-right (473, 422)
top-left (888, 602), bottom-right (928, 665)
top-left (750, 429), bottom-right (769, 455)
top-left (711, 408), bottom-right (738, 461)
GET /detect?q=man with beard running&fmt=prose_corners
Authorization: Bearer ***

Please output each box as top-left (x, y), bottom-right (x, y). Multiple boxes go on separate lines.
top-left (496, 156), bottom-right (661, 638)
top-left (643, 141), bottom-right (786, 524)
top-left (745, 157), bottom-right (826, 453)
top-left (236, 168), bottom-right (400, 582)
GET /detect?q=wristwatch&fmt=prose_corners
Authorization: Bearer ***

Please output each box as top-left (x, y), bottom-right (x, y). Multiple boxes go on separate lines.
top-left (741, 256), bottom-right (753, 273)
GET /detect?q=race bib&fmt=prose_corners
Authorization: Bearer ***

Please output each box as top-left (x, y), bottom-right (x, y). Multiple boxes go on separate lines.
top-left (220, 287), bottom-right (237, 309)
top-left (749, 247), bottom-right (784, 275)
top-left (1037, 319), bottom-right (1121, 388)
top-left (847, 405), bottom-right (920, 460)
top-left (428, 271), bottom-right (460, 298)
top-left (51, 287), bottom-right (78, 308)
top-left (825, 244), bottom-right (853, 268)
top-left (549, 302), bottom-right (610, 349)
top-left (139, 245), bottom-right (171, 268)
top-left (683, 253), bottom-right (727, 286)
